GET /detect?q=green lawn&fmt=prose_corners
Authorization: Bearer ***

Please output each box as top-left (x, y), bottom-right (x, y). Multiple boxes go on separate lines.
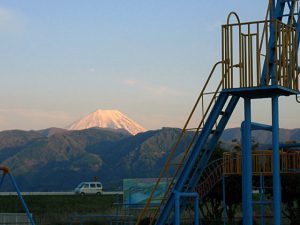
top-left (0, 194), bottom-right (122, 225)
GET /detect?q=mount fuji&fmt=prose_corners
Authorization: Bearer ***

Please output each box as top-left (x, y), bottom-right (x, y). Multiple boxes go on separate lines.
top-left (66, 109), bottom-right (147, 135)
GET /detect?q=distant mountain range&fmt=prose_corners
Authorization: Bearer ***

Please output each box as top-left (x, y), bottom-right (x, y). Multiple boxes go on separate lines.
top-left (0, 127), bottom-right (300, 191)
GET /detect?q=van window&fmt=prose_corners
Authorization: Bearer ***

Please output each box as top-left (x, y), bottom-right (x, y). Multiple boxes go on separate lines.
top-left (83, 184), bottom-right (89, 188)
top-left (96, 184), bottom-right (102, 188)
top-left (90, 183), bottom-right (96, 188)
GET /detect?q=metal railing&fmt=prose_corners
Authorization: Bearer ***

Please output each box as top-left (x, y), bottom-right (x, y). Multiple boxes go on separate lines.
top-left (195, 159), bottom-right (223, 199)
top-left (222, 18), bottom-right (299, 91)
top-left (223, 150), bottom-right (300, 175)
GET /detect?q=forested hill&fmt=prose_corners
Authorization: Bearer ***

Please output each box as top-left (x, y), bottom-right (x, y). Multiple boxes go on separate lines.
top-left (0, 127), bottom-right (299, 191)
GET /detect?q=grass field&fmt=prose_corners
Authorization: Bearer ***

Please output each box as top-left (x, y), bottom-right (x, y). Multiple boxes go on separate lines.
top-left (1, 194), bottom-right (297, 225)
top-left (0, 194), bottom-right (122, 225)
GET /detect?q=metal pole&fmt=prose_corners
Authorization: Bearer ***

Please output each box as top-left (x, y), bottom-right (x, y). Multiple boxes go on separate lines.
top-left (7, 173), bottom-right (36, 225)
top-left (124, 202), bottom-right (127, 225)
top-left (222, 176), bottom-right (227, 225)
top-left (129, 205), bottom-right (132, 225)
top-left (260, 174), bottom-right (265, 225)
top-left (0, 173), bottom-right (6, 189)
top-left (174, 192), bottom-right (180, 225)
top-left (115, 195), bottom-right (119, 225)
top-left (272, 96), bottom-right (281, 225)
top-left (242, 98), bottom-right (253, 225)
top-left (194, 195), bottom-right (199, 225)
top-left (199, 198), bottom-right (202, 225)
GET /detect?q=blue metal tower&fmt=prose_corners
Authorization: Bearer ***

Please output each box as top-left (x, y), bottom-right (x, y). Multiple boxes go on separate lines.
top-left (135, 1), bottom-right (300, 225)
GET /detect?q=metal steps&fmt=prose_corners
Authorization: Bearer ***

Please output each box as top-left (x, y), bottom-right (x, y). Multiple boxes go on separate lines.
top-left (154, 93), bottom-right (239, 225)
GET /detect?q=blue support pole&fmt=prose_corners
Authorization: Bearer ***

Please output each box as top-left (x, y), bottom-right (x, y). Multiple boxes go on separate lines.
top-left (115, 196), bottom-right (119, 225)
top-left (199, 199), bottom-right (202, 225)
top-left (0, 173), bottom-right (6, 189)
top-left (222, 176), bottom-right (227, 225)
top-left (242, 98), bottom-right (253, 225)
top-left (173, 192), bottom-right (199, 225)
top-left (129, 206), bottom-right (132, 225)
top-left (124, 202), bottom-right (127, 225)
top-left (194, 195), bottom-right (199, 225)
top-left (272, 96), bottom-right (281, 225)
top-left (7, 173), bottom-right (36, 225)
top-left (261, 0), bottom-right (286, 86)
top-left (260, 174), bottom-right (265, 225)
top-left (174, 192), bottom-right (180, 225)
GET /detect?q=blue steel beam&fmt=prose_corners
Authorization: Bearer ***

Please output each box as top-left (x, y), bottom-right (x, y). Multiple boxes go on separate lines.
top-left (222, 176), bottom-right (227, 225)
top-left (173, 191), bottom-right (199, 225)
top-left (7, 173), bottom-right (36, 225)
top-left (272, 96), bottom-right (281, 225)
top-left (174, 192), bottom-right (180, 225)
top-left (155, 92), bottom-right (230, 225)
top-left (280, 143), bottom-right (300, 148)
top-left (260, 175), bottom-right (266, 225)
top-left (261, 0), bottom-right (285, 86)
top-left (155, 94), bottom-right (239, 225)
top-left (174, 92), bottom-right (229, 191)
top-left (242, 98), bottom-right (253, 225)
top-left (261, 0), bottom-right (300, 86)
top-left (250, 122), bottom-right (272, 131)
top-left (185, 96), bottom-right (240, 192)
top-left (0, 173), bottom-right (6, 189)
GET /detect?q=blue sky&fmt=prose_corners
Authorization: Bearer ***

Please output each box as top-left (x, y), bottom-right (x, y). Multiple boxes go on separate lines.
top-left (0, 0), bottom-right (299, 131)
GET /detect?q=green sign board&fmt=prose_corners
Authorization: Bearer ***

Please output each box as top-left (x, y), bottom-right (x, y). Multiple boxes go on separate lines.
top-left (123, 178), bottom-right (169, 206)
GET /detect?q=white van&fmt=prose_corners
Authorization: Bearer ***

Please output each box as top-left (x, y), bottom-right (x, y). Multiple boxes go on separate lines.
top-left (74, 182), bottom-right (103, 195)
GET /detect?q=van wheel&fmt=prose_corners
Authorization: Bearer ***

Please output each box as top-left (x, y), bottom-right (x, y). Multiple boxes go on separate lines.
top-left (80, 192), bottom-right (85, 196)
top-left (96, 192), bottom-right (101, 196)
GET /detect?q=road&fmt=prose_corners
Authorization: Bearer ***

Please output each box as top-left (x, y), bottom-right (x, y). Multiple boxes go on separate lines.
top-left (0, 191), bottom-right (123, 196)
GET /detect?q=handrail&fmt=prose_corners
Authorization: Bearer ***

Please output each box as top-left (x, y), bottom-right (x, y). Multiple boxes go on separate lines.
top-left (223, 150), bottom-right (300, 175)
top-left (135, 61), bottom-right (225, 225)
top-left (196, 150), bottom-right (300, 199)
top-left (259, 0), bottom-right (270, 53)
top-left (195, 159), bottom-right (223, 199)
top-left (223, 17), bottom-right (299, 89)
top-left (288, 0), bottom-right (297, 26)
top-left (227, 12), bottom-right (241, 25)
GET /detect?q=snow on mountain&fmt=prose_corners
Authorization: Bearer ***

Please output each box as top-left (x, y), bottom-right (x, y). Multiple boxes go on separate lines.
top-left (66, 109), bottom-right (147, 135)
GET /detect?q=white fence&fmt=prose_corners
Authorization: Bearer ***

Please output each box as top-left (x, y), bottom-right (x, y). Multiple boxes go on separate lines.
top-left (0, 213), bottom-right (31, 225)
top-left (0, 191), bottom-right (123, 196)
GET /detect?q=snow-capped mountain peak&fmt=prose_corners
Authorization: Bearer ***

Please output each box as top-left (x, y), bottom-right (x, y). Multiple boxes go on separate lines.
top-left (66, 109), bottom-right (146, 135)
